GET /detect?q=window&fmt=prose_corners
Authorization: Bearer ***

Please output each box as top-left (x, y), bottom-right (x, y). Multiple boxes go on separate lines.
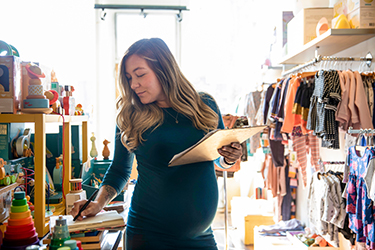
top-left (115, 13), bottom-right (178, 63)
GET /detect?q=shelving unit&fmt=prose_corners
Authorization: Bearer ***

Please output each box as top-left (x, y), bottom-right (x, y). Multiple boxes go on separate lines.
top-left (0, 114), bottom-right (88, 237)
top-left (279, 29), bottom-right (375, 65)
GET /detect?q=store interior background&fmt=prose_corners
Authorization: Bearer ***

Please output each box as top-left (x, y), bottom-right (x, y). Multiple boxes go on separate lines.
top-left (2, 0), bottom-right (375, 243)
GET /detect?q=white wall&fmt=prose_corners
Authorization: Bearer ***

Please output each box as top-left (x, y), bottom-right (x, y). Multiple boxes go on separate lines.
top-left (0, 0), bottom-right (97, 140)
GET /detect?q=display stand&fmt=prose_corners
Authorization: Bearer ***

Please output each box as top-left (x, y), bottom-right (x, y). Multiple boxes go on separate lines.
top-left (0, 114), bottom-right (88, 237)
top-left (214, 170), bottom-right (244, 250)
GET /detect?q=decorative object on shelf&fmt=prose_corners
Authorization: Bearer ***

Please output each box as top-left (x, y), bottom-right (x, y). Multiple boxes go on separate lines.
top-left (91, 173), bottom-right (102, 188)
top-left (62, 85), bottom-right (75, 116)
top-left (316, 17), bottom-right (329, 36)
top-left (0, 50), bottom-right (22, 114)
top-left (66, 179), bottom-right (86, 215)
top-left (49, 215), bottom-right (71, 250)
top-left (0, 40), bottom-right (19, 57)
top-left (90, 133), bottom-right (98, 159)
top-left (45, 89), bottom-right (61, 114)
top-left (53, 155), bottom-right (63, 192)
top-left (63, 239), bottom-right (80, 250)
top-left (50, 70), bottom-right (60, 94)
top-left (10, 128), bottom-right (31, 159)
top-left (0, 159), bottom-right (23, 186)
top-left (74, 104), bottom-right (84, 115)
top-left (1, 190), bottom-right (39, 250)
top-left (102, 139), bottom-right (110, 160)
top-left (69, 179), bottom-right (83, 193)
top-left (21, 63), bottom-right (52, 114)
top-left (332, 14), bottom-right (351, 28)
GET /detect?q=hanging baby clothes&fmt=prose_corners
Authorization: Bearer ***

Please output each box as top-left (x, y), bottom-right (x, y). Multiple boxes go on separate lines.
top-left (261, 153), bottom-right (286, 222)
top-left (336, 71), bottom-right (350, 130)
top-left (281, 155), bottom-right (293, 221)
top-left (308, 171), bottom-right (346, 247)
top-left (290, 132), bottom-right (320, 187)
top-left (256, 89), bottom-right (267, 126)
top-left (292, 77), bottom-right (314, 134)
top-left (307, 70), bottom-right (341, 149)
top-left (244, 92), bottom-right (262, 154)
top-left (274, 78), bottom-right (291, 142)
top-left (362, 75), bottom-right (374, 119)
top-left (345, 146), bottom-right (375, 249)
top-left (264, 82), bottom-right (285, 167)
top-left (354, 71), bottom-right (373, 130)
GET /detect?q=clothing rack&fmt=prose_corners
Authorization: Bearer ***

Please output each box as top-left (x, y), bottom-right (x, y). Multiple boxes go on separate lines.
top-left (281, 51), bottom-right (373, 77)
top-left (347, 127), bottom-right (375, 134)
top-left (320, 161), bottom-right (345, 173)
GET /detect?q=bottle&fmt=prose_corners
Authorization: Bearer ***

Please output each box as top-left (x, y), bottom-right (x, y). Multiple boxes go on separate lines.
top-left (49, 215), bottom-right (71, 250)
top-left (64, 239), bottom-right (79, 250)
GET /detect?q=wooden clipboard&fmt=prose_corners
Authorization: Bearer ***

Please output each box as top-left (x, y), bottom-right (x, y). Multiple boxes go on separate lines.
top-left (168, 125), bottom-right (267, 167)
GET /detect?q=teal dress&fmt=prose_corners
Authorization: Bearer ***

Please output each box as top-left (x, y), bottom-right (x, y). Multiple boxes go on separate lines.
top-left (101, 94), bottom-right (224, 250)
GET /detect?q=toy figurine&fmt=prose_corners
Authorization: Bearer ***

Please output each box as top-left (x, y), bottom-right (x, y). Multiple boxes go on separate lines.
top-left (90, 133), bottom-right (98, 159)
top-left (45, 89), bottom-right (61, 114)
top-left (22, 63), bottom-right (52, 114)
top-left (74, 104), bottom-right (84, 115)
top-left (102, 139), bottom-right (110, 160)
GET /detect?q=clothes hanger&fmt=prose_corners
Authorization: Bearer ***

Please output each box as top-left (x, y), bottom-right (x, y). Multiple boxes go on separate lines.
top-left (297, 71), bottom-right (317, 79)
top-left (361, 71), bottom-right (375, 77)
top-left (355, 130), bottom-right (368, 153)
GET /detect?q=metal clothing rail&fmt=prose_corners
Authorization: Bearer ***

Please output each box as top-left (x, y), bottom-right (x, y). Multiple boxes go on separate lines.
top-left (347, 127), bottom-right (375, 134)
top-left (94, 4), bottom-right (189, 11)
top-left (281, 51), bottom-right (373, 77)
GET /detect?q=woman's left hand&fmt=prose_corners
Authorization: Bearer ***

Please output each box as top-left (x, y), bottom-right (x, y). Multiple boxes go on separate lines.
top-left (217, 142), bottom-right (243, 164)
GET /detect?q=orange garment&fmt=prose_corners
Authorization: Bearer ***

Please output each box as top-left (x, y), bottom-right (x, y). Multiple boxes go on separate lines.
top-left (281, 77), bottom-right (301, 133)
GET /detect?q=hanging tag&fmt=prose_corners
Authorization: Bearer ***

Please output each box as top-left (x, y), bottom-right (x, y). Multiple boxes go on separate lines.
top-left (290, 151), bottom-right (297, 164)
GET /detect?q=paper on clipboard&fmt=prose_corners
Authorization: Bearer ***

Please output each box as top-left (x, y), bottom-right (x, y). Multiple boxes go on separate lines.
top-left (49, 210), bottom-right (126, 233)
top-left (168, 125), bottom-right (267, 167)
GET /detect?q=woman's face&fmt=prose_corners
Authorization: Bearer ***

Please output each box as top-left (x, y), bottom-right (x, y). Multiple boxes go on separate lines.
top-left (125, 54), bottom-right (169, 108)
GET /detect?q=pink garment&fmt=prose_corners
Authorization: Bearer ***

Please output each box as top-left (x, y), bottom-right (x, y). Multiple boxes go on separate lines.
top-left (354, 71), bottom-right (373, 129)
top-left (347, 70), bottom-right (359, 128)
top-left (291, 132), bottom-right (320, 187)
top-left (336, 71), bottom-right (350, 130)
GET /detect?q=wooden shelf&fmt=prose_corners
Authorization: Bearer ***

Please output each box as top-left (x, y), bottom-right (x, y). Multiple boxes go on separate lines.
top-left (0, 113), bottom-right (89, 237)
top-left (0, 114), bottom-right (88, 123)
top-left (279, 29), bottom-right (375, 65)
top-left (0, 182), bottom-right (19, 196)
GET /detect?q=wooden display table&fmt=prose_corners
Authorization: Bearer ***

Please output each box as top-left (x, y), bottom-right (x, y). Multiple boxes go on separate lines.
top-left (253, 226), bottom-right (294, 250)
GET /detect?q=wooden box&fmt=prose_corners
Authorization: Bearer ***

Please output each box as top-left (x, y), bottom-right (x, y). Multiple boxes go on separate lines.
top-left (0, 56), bottom-right (22, 114)
top-left (231, 197), bottom-right (275, 245)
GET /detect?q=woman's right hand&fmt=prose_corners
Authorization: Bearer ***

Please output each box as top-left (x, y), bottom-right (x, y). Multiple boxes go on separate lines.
top-left (69, 199), bottom-right (103, 221)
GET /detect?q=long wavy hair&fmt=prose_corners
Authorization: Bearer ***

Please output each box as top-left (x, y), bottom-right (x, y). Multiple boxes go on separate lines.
top-left (117, 38), bottom-right (218, 151)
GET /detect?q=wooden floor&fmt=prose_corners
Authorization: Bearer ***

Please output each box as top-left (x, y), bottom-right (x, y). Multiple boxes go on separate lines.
top-left (212, 211), bottom-right (253, 250)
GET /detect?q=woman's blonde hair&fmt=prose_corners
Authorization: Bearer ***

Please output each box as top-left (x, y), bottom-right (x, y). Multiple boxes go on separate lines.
top-left (117, 38), bottom-right (218, 151)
